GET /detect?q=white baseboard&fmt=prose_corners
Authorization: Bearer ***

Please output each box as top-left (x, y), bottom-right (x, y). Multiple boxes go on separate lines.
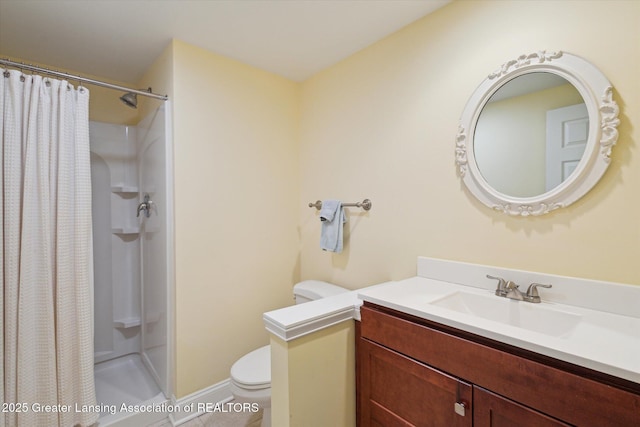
top-left (169, 379), bottom-right (233, 426)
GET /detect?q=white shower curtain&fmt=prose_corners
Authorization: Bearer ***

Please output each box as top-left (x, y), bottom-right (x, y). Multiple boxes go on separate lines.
top-left (1, 70), bottom-right (97, 427)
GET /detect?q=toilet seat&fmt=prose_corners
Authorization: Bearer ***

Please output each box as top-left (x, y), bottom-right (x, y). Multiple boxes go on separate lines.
top-left (230, 345), bottom-right (271, 390)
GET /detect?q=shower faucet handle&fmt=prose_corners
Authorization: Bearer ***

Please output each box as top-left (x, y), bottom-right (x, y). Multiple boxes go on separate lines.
top-left (136, 201), bottom-right (148, 217)
top-left (136, 194), bottom-right (156, 218)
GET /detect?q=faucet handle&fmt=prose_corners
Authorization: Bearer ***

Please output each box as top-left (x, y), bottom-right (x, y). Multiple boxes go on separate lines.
top-left (486, 274), bottom-right (507, 297)
top-left (525, 283), bottom-right (552, 303)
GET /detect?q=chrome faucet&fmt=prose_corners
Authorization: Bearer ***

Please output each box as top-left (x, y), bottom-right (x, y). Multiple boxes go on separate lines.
top-left (486, 275), bottom-right (552, 303)
top-left (504, 280), bottom-right (524, 301)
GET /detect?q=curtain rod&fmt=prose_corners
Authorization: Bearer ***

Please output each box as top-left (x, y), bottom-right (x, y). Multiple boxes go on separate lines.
top-left (0, 58), bottom-right (168, 101)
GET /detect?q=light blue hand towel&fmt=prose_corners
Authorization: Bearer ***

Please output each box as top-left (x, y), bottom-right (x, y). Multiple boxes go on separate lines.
top-left (319, 200), bottom-right (347, 253)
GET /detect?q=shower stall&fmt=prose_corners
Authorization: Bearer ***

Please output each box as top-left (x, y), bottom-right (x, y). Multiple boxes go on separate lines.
top-left (89, 101), bottom-right (173, 426)
top-left (0, 56), bottom-right (172, 427)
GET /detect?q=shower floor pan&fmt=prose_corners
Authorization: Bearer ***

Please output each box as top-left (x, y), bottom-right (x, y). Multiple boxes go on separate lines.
top-left (94, 353), bottom-right (165, 426)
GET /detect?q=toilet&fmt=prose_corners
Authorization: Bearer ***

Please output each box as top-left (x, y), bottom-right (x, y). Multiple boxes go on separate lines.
top-left (229, 280), bottom-right (349, 427)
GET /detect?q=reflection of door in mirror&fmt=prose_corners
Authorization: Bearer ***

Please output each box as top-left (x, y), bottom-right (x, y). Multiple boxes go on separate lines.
top-left (473, 73), bottom-right (585, 198)
top-left (545, 103), bottom-right (588, 191)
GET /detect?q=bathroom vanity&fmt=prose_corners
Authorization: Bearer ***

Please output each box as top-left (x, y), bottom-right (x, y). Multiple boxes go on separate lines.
top-left (358, 304), bottom-right (639, 426)
top-left (262, 257), bottom-right (639, 426)
top-left (357, 258), bottom-right (640, 427)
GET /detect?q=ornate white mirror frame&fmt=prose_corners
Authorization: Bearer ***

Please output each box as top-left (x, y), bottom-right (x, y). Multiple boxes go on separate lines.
top-left (455, 51), bottom-right (619, 216)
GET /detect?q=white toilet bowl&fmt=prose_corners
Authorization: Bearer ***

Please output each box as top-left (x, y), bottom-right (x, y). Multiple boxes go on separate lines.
top-left (230, 345), bottom-right (271, 426)
top-left (229, 281), bottom-right (348, 427)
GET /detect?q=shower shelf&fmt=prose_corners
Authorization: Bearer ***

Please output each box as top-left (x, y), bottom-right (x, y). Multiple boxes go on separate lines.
top-left (114, 317), bottom-right (141, 329)
top-left (111, 184), bottom-right (138, 194)
top-left (112, 226), bottom-right (140, 235)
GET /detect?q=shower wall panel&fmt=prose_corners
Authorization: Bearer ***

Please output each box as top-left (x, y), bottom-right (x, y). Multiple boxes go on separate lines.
top-left (90, 152), bottom-right (113, 359)
top-left (90, 102), bottom-right (171, 401)
top-left (90, 122), bottom-right (141, 363)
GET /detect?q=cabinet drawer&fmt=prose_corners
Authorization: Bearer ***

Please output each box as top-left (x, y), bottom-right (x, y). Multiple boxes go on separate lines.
top-left (360, 338), bottom-right (472, 427)
top-left (361, 304), bottom-right (640, 427)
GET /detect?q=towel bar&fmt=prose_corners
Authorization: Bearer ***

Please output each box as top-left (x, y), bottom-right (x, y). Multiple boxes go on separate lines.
top-left (308, 199), bottom-right (372, 211)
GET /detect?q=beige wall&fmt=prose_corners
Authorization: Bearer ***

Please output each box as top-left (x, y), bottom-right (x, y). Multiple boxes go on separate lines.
top-left (298, 0), bottom-right (640, 288)
top-left (150, 0), bottom-right (640, 400)
top-left (138, 43), bottom-right (174, 127)
top-left (270, 322), bottom-right (356, 427)
top-left (169, 40), bottom-right (300, 397)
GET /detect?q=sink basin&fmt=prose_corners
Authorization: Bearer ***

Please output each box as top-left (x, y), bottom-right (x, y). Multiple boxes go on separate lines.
top-left (430, 291), bottom-right (582, 338)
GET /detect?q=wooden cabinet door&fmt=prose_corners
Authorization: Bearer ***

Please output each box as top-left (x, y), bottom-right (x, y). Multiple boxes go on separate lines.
top-left (474, 387), bottom-right (572, 427)
top-left (359, 338), bottom-right (472, 427)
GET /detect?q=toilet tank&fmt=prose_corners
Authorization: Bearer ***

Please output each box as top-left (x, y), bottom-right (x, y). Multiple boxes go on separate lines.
top-left (293, 280), bottom-right (349, 304)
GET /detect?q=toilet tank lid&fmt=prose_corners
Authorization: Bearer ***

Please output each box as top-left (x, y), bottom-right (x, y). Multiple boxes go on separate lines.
top-left (293, 280), bottom-right (349, 300)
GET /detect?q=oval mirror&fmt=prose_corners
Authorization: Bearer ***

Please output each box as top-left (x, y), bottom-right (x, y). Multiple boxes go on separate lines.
top-left (455, 51), bottom-right (619, 216)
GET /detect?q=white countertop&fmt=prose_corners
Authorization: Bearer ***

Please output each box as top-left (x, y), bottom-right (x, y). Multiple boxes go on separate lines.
top-left (264, 257), bottom-right (640, 384)
top-left (358, 259), bottom-right (640, 385)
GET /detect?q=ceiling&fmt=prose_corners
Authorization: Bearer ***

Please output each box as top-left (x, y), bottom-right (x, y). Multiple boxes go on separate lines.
top-left (0, 0), bottom-right (450, 84)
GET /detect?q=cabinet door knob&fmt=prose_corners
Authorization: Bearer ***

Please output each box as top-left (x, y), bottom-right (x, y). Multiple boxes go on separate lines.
top-left (454, 401), bottom-right (466, 416)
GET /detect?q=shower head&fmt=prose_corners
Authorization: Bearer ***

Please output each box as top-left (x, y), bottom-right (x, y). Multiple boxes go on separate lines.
top-left (119, 88), bottom-right (152, 109)
top-left (120, 92), bottom-right (138, 109)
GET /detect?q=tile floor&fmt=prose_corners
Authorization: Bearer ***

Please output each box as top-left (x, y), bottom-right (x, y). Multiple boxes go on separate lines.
top-left (146, 408), bottom-right (262, 427)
